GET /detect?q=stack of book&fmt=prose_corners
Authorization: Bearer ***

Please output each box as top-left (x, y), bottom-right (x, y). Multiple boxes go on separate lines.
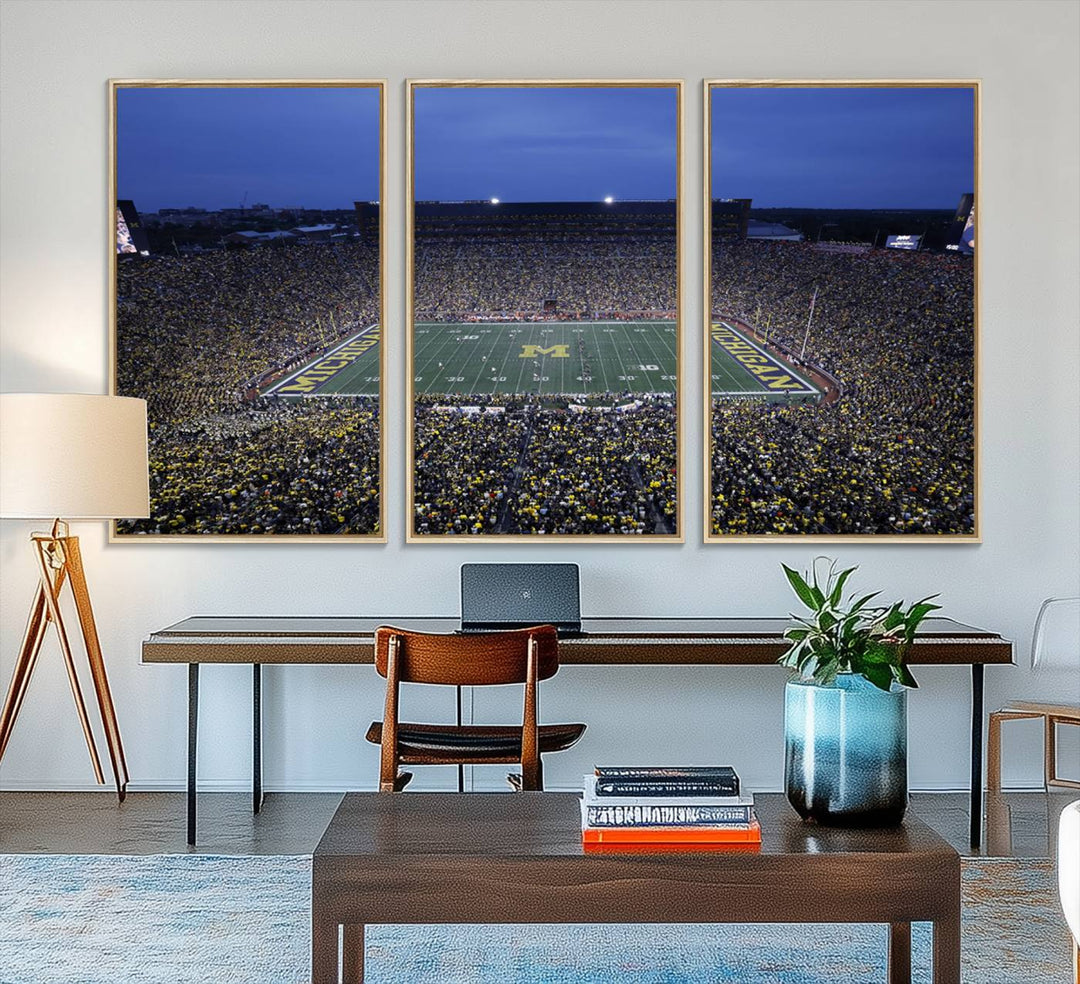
top-left (581, 766), bottom-right (760, 848)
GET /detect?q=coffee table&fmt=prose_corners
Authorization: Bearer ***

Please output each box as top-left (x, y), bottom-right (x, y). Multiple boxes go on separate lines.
top-left (311, 792), bottom-right (960, 983)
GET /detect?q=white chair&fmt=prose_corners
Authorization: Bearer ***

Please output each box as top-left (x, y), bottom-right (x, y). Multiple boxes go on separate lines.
top-left (988, 598), bottom-right (1080, 791)
top-left (1059, 799), bottom-right (1080, 983)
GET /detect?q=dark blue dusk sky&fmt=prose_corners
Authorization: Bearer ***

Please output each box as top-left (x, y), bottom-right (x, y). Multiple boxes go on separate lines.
top-left (413, 87), bottom-right (677, 202)
top-left (711, 86), bottom-right (975, 209)
top-left (117, 87), bottom-right (380, 211)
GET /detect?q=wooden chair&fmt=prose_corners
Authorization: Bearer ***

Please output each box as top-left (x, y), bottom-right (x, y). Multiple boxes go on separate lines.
top-left (365, 625), bottom-right (586, 792)
top-left (988, 598), bottom-right (1080, 792)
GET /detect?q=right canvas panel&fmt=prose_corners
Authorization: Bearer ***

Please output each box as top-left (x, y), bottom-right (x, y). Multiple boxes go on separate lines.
top-left (706, 82), bottom-right (978, 540)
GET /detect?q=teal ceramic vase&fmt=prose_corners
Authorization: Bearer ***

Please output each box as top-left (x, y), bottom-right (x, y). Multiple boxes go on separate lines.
top-left (784, 673), bottom-right (908, 826)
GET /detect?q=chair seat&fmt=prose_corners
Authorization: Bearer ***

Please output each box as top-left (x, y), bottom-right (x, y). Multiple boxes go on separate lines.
top-left (365, 721), bottom-right (586, 761)
top-left (994, 700), bottom-right (1080, 720)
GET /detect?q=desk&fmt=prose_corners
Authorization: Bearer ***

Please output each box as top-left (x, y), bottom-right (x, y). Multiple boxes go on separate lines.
top-left (311, 791), bottom-right (961, 984)
top-left (141, 616), bottom-right (1012, 846)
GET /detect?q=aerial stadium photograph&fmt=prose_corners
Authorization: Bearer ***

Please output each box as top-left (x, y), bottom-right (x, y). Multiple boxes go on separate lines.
top-left (409, 82), bottom-right (681, 539)
top-left (707, 82), bottom-right (978, 540)
top-left (111, 81), bottom-right (383, 539)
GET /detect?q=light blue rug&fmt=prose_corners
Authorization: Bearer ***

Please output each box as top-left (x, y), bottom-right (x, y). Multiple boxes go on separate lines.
top-left (0, 854), bottom-right (1070, 983)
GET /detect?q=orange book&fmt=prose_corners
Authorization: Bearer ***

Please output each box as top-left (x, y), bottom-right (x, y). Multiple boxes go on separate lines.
top-left (583, 840), bottom-right (761, 854)
top-left (582, 818), bottom-right (761, 846)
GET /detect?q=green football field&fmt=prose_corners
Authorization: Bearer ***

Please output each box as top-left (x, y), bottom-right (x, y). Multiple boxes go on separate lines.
top-left (265, 325), bottom-right (381, 398)
top-left (413, 320), bottom-right (677, 396)
top-left (710, 320), bottom-right (821, 403)
top-left (264, 318), bottom-right (821, 403)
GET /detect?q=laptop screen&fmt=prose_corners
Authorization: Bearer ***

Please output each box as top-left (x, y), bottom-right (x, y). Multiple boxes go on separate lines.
top-left (460, 563), bottom-right (581, 631)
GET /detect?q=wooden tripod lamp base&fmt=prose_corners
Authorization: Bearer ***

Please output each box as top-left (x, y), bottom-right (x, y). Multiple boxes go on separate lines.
top-left (0, 521), bottom-right (129, 800)
top-left (0, 393), bottom-right (149, 800)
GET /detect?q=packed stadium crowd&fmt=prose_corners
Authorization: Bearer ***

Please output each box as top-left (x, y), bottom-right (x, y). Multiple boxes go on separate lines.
top-left (115, 241), bottom-right (381, 535)
top-left (413, 237), bottom-right (675, 321)
top-left (413, 394), bottom-right (677, 535)
top-left (116, 398), bottom-right (380, 535)
top-left (710, 240), bottom-right (975, 535)
top-left (117, 211), bottom-right (972, 539)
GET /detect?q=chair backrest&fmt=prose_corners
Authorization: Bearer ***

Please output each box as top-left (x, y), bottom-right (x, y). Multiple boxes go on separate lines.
top-left (1031, 597), bottom-right (1080, 671)
top-left (374, 625), bottom-right (560, 686)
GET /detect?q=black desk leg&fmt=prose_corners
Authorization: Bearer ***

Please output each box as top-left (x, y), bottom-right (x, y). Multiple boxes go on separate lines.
top-left (969, 663), bottom-right (984, 848)
top-left (456, 684), bottom-right (465, 793)
top-left (253, 664), bottom-right (263, 814)
top-left (187, 663), bottom-right (199, 847)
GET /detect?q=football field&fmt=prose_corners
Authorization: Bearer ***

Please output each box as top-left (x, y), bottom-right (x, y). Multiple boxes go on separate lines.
top-left (264, 325), bottom-right (381, 398)
top-left (263, 318), bottom-right (817, 402)
top-left (710, 321), bottom-right (820, 403)
top-left (413, 320), bottom-right (677, 396)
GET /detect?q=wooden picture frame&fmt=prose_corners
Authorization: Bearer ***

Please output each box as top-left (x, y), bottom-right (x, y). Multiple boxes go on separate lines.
top-left (108, 79), bottom-right (386, 542)
top-left (704, 80), bottom-right (980, 543)
top-left (406, 79), bottom-right (683, 542)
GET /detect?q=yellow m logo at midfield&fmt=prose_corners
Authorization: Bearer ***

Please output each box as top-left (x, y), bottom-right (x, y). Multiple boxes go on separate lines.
top-left (520, 344), bottom-right (569, 358)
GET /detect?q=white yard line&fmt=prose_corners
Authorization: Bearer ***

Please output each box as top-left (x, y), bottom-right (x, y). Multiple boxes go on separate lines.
top-left (413, 322), bottom-right (458, 393)
top-left (637, 321), bottom-right (674, 392)
top-left (465, 330), bottom-right (496, 394)
top-left (492, 328), bottom-right (516, 394)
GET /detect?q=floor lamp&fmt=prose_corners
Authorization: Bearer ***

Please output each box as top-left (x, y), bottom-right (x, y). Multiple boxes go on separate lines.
top-left (0, 393), bottom-right (149, 801)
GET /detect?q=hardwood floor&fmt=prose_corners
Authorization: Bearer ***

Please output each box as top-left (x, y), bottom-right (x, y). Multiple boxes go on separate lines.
top-left (0, 788), bottom-right (1074, 857)
top-left (0, 791), bottom-right (342, 855)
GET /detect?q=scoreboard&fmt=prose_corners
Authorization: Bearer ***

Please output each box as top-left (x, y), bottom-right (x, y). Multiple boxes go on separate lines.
top-left (885, 234), bottom-right (921, 251)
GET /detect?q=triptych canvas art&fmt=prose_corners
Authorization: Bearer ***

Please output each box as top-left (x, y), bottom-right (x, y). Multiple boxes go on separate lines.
top-left (110, 79), bottom-right (978, 543)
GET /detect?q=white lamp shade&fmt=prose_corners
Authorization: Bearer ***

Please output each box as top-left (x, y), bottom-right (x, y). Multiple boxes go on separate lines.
top-left (0, 393), bottom-right (150, 520)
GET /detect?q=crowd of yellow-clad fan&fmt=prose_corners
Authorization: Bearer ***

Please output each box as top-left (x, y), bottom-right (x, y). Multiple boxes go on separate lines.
top-left (413, 393), bottom-right (676, 536)
top-left (115, 242), bottom-right (381, 535)
top-left (710, 240), bottom-right (975, 536)
top-left (413, 234), bottom-right (675, 319)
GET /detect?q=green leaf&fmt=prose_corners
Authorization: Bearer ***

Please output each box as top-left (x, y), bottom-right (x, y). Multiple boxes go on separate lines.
top-left (783, 564), bottom-right (819, 610)
top-left (829, 566), bottom-right (856, 607)
top-left (895, 663), bottom-right (919, 689)
top-left (813, 661), bottom-right (839, 686)
top-left (860, 643), bottom-right (895, 664)
top-left (849, 591), bottom-right (880, 613)
top-left (862, 663), bottom-right (894, 692)
top-left (882, 604), bottom-right (905, 632)
top-left (908, 599), bottom-right (940, 622)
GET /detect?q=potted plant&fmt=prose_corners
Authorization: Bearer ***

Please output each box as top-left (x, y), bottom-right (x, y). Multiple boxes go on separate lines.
top-left (779, 558), bottom-right (940, 826)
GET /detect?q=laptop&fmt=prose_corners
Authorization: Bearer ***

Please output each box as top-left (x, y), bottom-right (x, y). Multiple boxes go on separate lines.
top-left (460, 563), bottom-right (582, 637)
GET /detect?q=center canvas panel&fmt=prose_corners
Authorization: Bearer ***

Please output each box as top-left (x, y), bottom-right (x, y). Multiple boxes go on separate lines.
top-left (408, 82), bottom-right (681, 541)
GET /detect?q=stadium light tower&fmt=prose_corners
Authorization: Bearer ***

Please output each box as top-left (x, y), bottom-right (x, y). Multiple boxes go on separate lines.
top-left (603, 196), bottom-right (614, 204)
top-left (490, 197), bottom-right (500, 205)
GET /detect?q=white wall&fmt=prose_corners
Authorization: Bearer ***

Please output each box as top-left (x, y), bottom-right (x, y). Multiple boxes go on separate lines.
top-left (1, 0), bottom-right (1077, 795)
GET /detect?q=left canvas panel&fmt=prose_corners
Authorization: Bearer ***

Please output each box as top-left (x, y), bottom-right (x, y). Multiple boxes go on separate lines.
top-left (110, 81), bottom-right (385, 540)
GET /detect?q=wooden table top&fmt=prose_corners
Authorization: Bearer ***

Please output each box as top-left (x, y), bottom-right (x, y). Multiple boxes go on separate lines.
top-left (142, 615), bottom-right (1013, 666)
top-left (314, 791), bottom-right (955, 862)
top-left (310, 792), bottom-right (961, 981)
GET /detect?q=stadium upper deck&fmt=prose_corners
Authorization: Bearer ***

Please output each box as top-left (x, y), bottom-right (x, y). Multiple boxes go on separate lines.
top-left (359, 199), bottom-right (676, 242)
